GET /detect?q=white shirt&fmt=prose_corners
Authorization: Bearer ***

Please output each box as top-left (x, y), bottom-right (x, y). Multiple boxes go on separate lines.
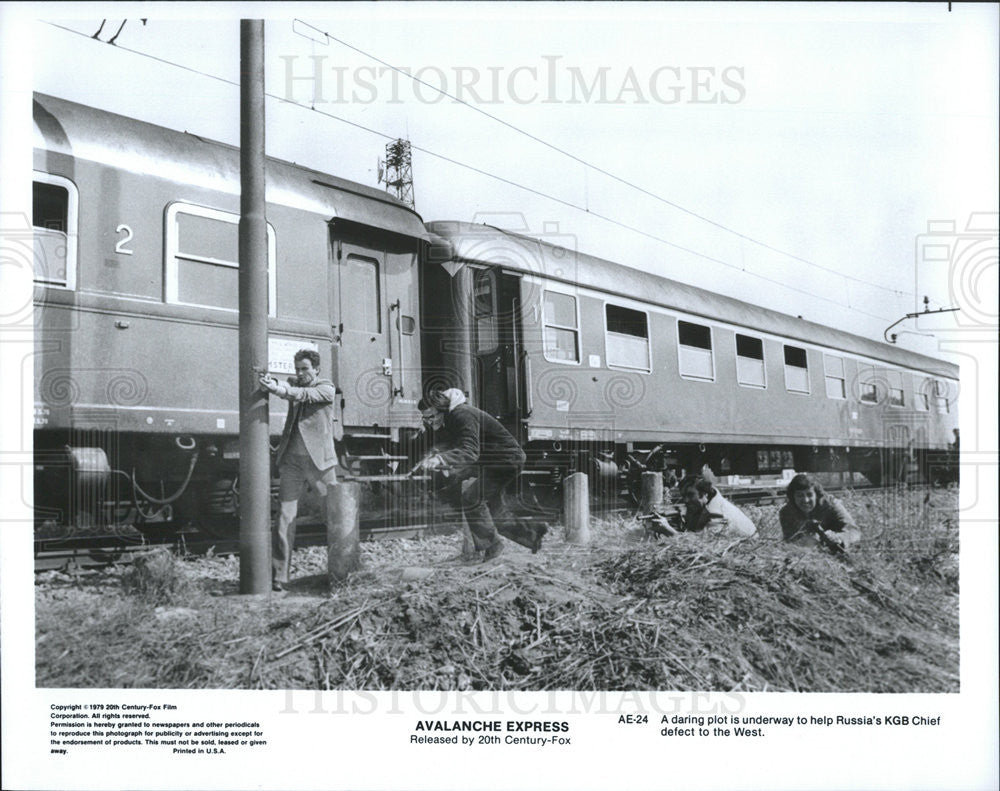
top-left (704, 492), bottom-right (757, 538)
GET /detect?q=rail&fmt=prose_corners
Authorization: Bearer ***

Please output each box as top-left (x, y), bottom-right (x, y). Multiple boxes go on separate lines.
top-left (34, 481), bottom-right (931, 573)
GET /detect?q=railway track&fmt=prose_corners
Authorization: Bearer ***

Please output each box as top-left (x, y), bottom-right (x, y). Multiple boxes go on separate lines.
top-left (33, 519), bottom-right (464, 572)
top-left (34, 483), bottom-right (930, 573)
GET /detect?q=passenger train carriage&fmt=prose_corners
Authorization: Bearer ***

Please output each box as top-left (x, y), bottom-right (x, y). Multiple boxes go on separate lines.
top-left (32, 94), bottom-right (426, 534)
top-left (30, 94), bottom-right (959, 537)
top-left (421, 223), bottom-right (959, 495)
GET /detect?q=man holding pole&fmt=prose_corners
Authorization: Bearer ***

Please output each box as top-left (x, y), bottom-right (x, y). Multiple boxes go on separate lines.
top-left (259, 349), bottom-right (340, 590)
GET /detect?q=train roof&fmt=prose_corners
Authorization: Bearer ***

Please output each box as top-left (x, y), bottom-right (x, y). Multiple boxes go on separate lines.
top-left (33, 93), bottom-right (427, 240)
top-left (427, 221), bottom-right (959, 380)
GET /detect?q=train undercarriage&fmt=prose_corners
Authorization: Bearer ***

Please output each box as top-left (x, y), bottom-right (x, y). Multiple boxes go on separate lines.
top-left (33, 427), bottom-right (958, 549)
top-left (33, 428), bottom-right (446, 543)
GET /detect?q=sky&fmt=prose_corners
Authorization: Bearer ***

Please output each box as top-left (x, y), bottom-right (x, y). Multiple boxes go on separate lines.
top-left (7, 2), bottom-right (1000, 362)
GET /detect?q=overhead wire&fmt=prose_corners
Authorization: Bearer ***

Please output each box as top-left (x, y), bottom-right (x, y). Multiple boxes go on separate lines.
top-left (293, 18), bottom-right (914, 302)
top-left (43, 20), bottom-right (905, 322)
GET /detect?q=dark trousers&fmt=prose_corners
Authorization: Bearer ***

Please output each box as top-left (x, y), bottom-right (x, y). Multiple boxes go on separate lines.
top-left (445, 465), bottom-right (540, 551)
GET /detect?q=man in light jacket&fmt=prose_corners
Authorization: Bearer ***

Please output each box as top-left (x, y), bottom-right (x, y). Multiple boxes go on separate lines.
top-left (259, 349), bottom-right (340, 590)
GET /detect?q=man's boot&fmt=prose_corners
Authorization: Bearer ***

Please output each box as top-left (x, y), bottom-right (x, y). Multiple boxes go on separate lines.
top-left (483, 538), bottom-right (505, 561)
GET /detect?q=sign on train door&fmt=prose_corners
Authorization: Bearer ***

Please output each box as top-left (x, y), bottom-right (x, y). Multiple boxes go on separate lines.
top-left (472, 267), bottom-right (524, 436)
top-left (333, 236), bottom-right (392, 426)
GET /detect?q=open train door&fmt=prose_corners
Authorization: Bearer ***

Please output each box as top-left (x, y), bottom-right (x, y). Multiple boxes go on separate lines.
top-left (470, 266), bottom-right (526, 439)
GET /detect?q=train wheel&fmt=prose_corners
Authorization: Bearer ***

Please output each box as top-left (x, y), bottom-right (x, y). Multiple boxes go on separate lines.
top-left (622, 458), bottom-right (643, 505)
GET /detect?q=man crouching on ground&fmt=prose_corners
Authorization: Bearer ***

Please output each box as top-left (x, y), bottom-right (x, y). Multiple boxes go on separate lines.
top-left (259, 349), bottom-right (339, 591)
top-left (416, 389), bottom-right (544, 561)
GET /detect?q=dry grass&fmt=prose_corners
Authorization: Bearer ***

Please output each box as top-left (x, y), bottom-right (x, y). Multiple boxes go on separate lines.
top-left (35, 488), bottom-right (958, 692)
top-left (120, 547), bottom-right (196, 606)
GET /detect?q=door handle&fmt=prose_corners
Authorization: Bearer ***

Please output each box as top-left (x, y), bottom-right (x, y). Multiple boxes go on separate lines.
top-left (523, 352), bottom-right (533, 417)
top-left (387, 299), bottom-right (405, 397)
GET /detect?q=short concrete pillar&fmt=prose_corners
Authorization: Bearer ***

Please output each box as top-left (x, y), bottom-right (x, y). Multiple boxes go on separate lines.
top-left (327, 483), bottom-right (360, 584)
top-left (639, 471), bottom-right (663, 514)
top-left (460, 520), bottom-right (477, 559)
top-left (563, 472), bottom-right (590, 544)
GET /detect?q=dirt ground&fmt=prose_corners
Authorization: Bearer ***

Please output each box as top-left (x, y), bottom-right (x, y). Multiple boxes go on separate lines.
top-left (35, 488), bottom-right (959, 692)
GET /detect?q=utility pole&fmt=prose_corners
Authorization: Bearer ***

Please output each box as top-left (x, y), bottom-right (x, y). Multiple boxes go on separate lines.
top-left (238, 19), bottom-right (271, 593)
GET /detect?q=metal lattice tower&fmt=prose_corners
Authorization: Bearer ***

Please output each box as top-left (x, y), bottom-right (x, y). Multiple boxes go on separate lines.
top-left (378, 139), bottom-right (415, 209)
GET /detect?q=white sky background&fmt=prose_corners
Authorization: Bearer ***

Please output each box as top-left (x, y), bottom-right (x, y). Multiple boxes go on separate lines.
top-left (25, 2), bottom-right (1000, 362)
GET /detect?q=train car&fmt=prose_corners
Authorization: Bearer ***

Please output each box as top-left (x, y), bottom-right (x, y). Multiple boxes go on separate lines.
top-left (422, 221), bottom-right (960, 497)
top-left (31, 94), bottom-right (427, 536)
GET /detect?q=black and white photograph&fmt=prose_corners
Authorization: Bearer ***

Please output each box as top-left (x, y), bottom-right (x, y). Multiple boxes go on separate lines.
top-left (1, 3), bottom-right (997, 790)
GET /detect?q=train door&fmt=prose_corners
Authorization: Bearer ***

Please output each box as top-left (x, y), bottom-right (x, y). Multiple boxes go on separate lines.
top-left (471, 267), bottom-right (524, 437)
top-left (333, 235), bottom-right (391, 426)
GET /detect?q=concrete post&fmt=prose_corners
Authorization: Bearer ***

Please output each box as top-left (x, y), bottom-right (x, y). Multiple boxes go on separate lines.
top-left (460, 522), bottom-right (477, 559)
top-left (327, 483), bottom-right (360, 584)
top-left (639, 471), bottom-right (663, 514)
top-left (237, 19), bottom-right (271, 594)
top-left (563, 472), bottom-right (590, 544)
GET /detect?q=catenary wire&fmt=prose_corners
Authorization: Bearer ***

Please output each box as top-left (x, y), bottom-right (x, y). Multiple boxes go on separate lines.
top-left (293, 17), bottom-right (914, 301)
top-left (44, 20), bottom-right (904, 322)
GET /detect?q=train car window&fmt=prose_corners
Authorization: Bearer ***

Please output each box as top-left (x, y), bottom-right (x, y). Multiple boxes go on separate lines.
top-left (178, 212), bottom-right (237, 262)
top-left (930, 379), bottom-right (951, 414)
top-left (345, 254), bottom-right (382, 333)
top-left (887, 370), bottom-right (905, 407)
top-left (914, 376), bottom-right (929, 410)
top-left (783, 345), bottom-right (809, 394)
top-left (543, 290), bottom-right (579, 363)
top-left (166, 203), bottom-right (276, 316)
top-left (823, 354), bottom-right (846, 399)
top-left (677, 321), bottom-right (714, 381)
top-left (605, 304), bottom-right (650, 372)
top-left (474, 269), bottom-right (497, 353)
top-left (858, 364), bottom-right (879, 403)
top-left (399, 315), bottom-right (416, 336)
top-left (917, 377), bottom-right (951, 413)
top-left (735, 334), bottom-right (766, 388)
top-left (32, 173), bottom-right (78, 289)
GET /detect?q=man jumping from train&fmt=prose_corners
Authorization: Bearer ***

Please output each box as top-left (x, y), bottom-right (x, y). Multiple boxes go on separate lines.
top-left (415, 388), bottom-right (545, 561)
